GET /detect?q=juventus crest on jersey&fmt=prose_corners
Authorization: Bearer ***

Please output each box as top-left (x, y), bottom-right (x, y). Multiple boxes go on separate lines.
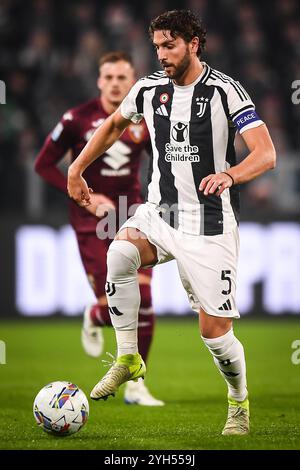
top-left (121, 63), bottom-right (263, 236)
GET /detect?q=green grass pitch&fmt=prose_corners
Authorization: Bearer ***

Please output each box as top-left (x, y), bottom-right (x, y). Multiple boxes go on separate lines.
top-left (0, 317), bottom-right (300, 450)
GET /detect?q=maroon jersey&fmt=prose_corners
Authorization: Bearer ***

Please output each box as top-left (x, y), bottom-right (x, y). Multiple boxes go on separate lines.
top-left (35, 98), bottom-right (150, 232)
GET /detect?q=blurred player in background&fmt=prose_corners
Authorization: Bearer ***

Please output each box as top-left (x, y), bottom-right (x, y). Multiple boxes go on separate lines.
top-left (68, 11), bottom-right (276, 435)
top-left (35, 51), bottom-right (164, 406)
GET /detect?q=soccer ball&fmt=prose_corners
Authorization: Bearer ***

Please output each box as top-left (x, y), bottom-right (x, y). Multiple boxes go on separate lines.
top-left (33, 381), bottom-right (89, 436)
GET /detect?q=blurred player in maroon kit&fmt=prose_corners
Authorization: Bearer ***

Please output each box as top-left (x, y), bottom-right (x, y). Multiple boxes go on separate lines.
top-left (35, 51), bottom-right (164, 406)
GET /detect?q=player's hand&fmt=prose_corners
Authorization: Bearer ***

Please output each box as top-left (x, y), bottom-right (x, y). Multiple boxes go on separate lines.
top-left (199, 172), bottom-right (234, 197)
top-left (67, 167), bottom-right (91, 206)
top-left (85, 193), bottom-right (116, 218)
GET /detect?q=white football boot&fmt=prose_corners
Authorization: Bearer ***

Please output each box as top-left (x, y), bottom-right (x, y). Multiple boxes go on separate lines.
top-left (81, 304), bottom-right (104, 358)
top-left (124, 378), bottom-right (165, 406)
top-left (90, 353), bottom-right (146, 400)
top-left (222, 396), bottom-right (250, 435)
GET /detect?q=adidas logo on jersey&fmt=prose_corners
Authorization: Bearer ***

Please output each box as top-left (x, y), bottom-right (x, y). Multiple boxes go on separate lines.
top-left (155, 104), bottom-right (168, 116)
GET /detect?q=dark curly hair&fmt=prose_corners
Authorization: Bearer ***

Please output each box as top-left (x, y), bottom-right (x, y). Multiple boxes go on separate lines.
top-left (149, 10), bottom-right (206, 57)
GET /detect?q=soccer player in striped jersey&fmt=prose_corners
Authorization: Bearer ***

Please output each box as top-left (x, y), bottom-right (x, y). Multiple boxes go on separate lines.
top-left (35, 52), bottom-right (164, 406)
top-left (67, 11), bottom-right (276, 435)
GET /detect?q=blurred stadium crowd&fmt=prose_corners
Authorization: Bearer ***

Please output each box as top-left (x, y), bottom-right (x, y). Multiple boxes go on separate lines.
top-left (0, 0), bottom-right (300, 217)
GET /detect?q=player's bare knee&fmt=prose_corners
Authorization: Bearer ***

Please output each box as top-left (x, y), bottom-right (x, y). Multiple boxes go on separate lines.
top-left (200, 309), bottom-right (232, 338)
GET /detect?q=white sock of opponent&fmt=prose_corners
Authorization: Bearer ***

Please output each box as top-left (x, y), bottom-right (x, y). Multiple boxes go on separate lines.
top-left (106, 240), bottom-right (141, 358)
top-left (202, 328), bottom-right (248, 402)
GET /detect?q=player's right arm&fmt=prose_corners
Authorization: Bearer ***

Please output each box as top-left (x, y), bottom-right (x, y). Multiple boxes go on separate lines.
top-left (67, 109), bottom-right (131, 205)
top-left (35, 111), bottom-right (117, 215)
top-left (68, 78), bottom-right (144, 206)
top-left (35, 114), bottom-right (76, 193)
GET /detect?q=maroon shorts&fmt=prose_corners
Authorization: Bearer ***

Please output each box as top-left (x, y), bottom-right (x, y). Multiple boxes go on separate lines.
top-left (75, 232), bottom-right (152, 299)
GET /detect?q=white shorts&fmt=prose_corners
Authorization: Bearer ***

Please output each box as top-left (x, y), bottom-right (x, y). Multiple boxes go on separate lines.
top-left (120, 202), bottom-right (240, 318)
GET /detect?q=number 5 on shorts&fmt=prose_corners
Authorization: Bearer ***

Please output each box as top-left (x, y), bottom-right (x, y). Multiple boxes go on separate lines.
top-left (221, 270), bottom-right (232, 295)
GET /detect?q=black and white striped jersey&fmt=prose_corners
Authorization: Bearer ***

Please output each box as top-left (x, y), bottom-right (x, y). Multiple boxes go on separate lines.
top-left (120, 62), bottom-right (264, 235)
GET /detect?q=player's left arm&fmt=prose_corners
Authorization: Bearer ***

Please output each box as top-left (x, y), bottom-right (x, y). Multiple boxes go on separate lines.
top-left (230, 124), bottom-right (276, 184)
top-left (200, 77), bottom-right (276, 197)
top-left (200, 124), bottom-right (276, 196)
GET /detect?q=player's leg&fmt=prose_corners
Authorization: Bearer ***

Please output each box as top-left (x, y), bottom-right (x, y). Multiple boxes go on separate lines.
top-left (90, 227), bottom-right (158, 400)
top-left (200, 310), bottom-right (249, 435)
top-left (176, 226), bottom-right (249, 435)
top-left (137, 271), bottom-right (154, 363)
top-left (83, 292), bottom-right (119, 357)
top-left (85, 295), bottom-right (110, 329)
top-left (79, 235), bottom-right (155, 358)
top-left (75, 232), bottom-right (107, 357)
top-left (197, 227), bottom-right (249, 435)
top-left (78, 226), bottom-right (164, 405)
top-left (124, 269), bottom-right (164, 406)
top-left (80, 232), bottom-right (157, 362)
top-left (85, 268), bottom-right (155, 364)
top-left (88, 262), bottom-right (164, 405)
